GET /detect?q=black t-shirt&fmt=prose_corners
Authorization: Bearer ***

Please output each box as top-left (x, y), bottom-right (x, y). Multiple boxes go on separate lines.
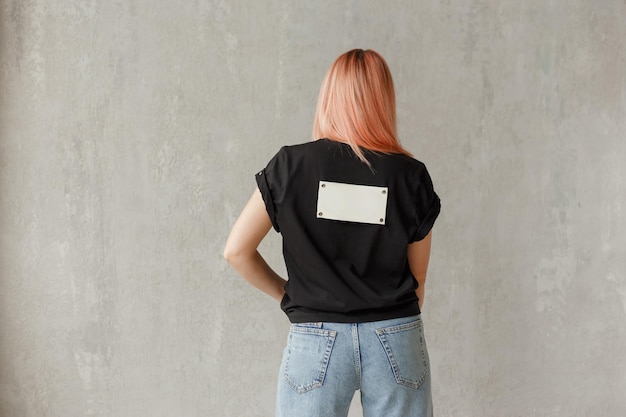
top-left (255, 138), bottom-right (441, 323)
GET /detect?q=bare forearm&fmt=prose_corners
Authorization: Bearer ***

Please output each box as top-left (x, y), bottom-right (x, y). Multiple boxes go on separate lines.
top-left (407, 232), bottom-right (432, 312)
top-left (415, 277), bottom-right (426, 310)
top-left (226, 250), bottom-right (287, 302)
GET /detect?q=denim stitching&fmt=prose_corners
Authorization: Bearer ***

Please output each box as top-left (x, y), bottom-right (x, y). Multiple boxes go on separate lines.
top-left (283, 328), bottom-right (337, 394)
top-left (352, 323), bottom-right (362, 389)
top-left (376, 318), bottom-right (421, 334)
top-left (291, 322), bottom-right (323, 329)
top-left (375, 320), bottom-right (428, 389)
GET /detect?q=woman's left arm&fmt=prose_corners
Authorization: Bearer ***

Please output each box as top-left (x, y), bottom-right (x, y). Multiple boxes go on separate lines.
top-left (223, 187), bottom-right (287, 302)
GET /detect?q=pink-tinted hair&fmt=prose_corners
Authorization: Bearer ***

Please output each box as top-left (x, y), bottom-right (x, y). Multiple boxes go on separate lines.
top-left (313, 49), bottom-right (412, 164)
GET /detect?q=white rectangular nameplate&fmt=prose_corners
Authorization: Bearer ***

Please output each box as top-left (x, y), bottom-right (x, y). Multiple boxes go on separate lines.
top-left (316, 181), bottom-right (388, 225)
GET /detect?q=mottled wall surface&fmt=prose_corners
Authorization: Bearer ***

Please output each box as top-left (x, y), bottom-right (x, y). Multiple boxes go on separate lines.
top-left (1, 1), bottom-right (625, 416)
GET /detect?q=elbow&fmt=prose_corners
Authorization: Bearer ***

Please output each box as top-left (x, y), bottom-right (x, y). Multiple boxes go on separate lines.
top-left (223, 244), bottom-right (251, 266)
top-left (223, 246), bottom-right (238, 265)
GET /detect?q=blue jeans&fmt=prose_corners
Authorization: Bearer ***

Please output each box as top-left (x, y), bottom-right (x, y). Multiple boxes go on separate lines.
top-left (276, 314), bottom-right (433, 417)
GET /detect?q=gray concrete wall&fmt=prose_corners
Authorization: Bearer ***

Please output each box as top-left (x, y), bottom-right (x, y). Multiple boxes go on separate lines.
top-left (1, 1), bottom-right (625, 416)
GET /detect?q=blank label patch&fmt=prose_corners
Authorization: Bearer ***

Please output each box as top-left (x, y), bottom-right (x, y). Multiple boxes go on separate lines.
top-left (316, 181), bottom-right (388, 225)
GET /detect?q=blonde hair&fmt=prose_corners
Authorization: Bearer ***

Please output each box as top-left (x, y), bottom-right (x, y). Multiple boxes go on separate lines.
top-left (313, 49), bottom-right (412, 164)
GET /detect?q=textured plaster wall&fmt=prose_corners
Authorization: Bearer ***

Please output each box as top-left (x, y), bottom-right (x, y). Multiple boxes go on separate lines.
top-left (1, 1), bottom-right (625, 416)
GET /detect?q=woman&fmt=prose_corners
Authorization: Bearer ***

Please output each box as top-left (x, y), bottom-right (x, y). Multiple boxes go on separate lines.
top-left (224, 49), bottom-right (440, 417)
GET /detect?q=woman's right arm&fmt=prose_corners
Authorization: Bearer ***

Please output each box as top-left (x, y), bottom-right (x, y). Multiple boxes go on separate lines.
top-left (407, 230), bottom-right (433, 310)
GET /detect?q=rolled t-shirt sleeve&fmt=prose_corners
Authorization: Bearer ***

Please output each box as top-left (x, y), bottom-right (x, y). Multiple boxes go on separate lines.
top-left (410, 164), bottom-right (441, 242)
top-left (255, 147), bottom-right (287, 233)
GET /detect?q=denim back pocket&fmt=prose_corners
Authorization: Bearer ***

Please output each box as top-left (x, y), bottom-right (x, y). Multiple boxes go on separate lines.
top-left (375, 318), bottom-right (429, 389)
top-left (283, 324), bottom-right (337, 394)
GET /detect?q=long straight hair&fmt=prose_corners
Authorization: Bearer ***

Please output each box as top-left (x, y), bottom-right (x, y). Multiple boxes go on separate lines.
top-left (312, 49), bottom-right (412, 164)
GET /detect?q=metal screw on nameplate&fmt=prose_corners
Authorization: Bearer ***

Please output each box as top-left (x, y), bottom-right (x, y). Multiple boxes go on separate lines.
top-left (382, 190), bottom-right (386, 194)
top-left (319, 212), bottom-right (323, 216)
top-left (379, 218), bottom-right (384, 222)
top-left (321, 184), bottom-right (326, 188)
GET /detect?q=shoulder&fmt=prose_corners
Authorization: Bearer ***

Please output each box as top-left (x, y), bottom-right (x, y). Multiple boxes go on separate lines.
top-left (281, 139), bottom-right (327, 153)
top-left (406, 157), bottom-right (434, 184)
top-left (261, 140), bottom-right (323, 174)
top-left (269, 139), bottom-right (328, 162)
top-left (379, 153), bottom-right (435, 190)
top-left (377, 152), bottom-right (428, 174)
top-left (396, 154), bottom-right (427, 170)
